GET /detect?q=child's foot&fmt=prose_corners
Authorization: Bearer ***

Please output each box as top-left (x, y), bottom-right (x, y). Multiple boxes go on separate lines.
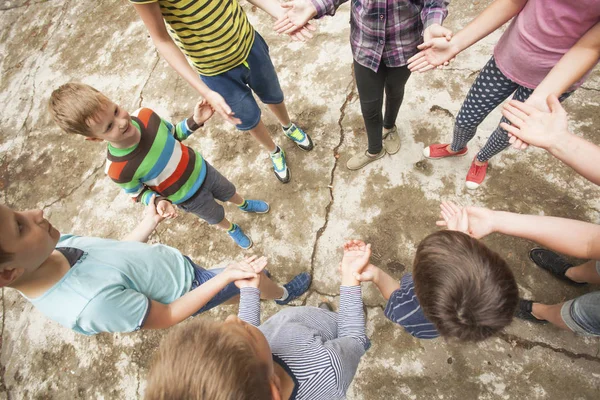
top-left (346, 148), bottom-right (386, 170)
top-left (283, 123), bottom-right (314, 151)
top-left (514, 299), bottom-right (547, 324)
top-left (383, 126), bottom-right (401, 155)
top-left (529, 248), bottom-right (586, 286)
top-left (239, 199), bottom-right (270, 214)
top-left (270, 146), bottom-right (291, 183)
top-left (465, 157), bottom-right (489, 190)
top-left (228, 224), bottom-right (253, 249)
top-left (275, 272), bottom-right (312, 305)
top-left (423, 143), bottom-right (468, 159)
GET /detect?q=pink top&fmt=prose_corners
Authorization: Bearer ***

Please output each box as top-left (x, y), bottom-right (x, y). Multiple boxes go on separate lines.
top-left (494, 0), bottom-right (600, 90)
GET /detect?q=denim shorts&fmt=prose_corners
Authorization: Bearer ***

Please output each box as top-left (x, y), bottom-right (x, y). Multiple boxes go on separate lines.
top-left (200, 31), bottom-right (284, 131)
top-left (560, 261), bottom-right (600, 336)
top-left (186, 257), bottom-right (240, 315)
top-left (178, 161), bottom-right (236, 225)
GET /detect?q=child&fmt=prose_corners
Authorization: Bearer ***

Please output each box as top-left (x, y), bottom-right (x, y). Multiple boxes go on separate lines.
top-left (144, 240), bottom-right (370, 399)
top-left (408, 0), bottom-right (600, 188)
top-left (50, 82), bottom-right (263, 249)
top-left (0, 199), bottom-right (311, 335)
top-left (354, 202), bottom-right (519, 341)
top-left (129, 0), bottom-right (315, 183)
top-left (274, 0), bottom-right (451, 170)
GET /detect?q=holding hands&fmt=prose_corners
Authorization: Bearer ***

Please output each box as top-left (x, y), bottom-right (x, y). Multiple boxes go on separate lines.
top-left (193, 100), bottom-right (215, 126)
top-left (436, 201), bottom-right (495, 239)
top-left (231, 255), bottom-right (268, 288)
top-left (500, 94), bottom-right (570, 151)
top-left (273, 0), bottom-right (317, 42)
top-left (408, 25), bottom-right (456, 72)
top-left (340, 240), bottom-right (372, 286)
top-left (145, 194), bottom-right (177, 224)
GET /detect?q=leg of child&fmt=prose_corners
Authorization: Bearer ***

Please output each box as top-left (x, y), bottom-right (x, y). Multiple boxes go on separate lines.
top-left (354, 60), bottom-right (386, 156)
top-left (267, 102), bottom-right (292, 128)
top-left (565, 260), bottom-right (600, 284)
top-left (531, 302), bottom-right (570, 330)
top-left (532, 291), bottom-right (600, 336)
top-left (448, 57), bottom-right (519, 155)
top-left (248, 120), bottom-right (278, 153)
top-left (476, 89), bottom-right (573, 164)
top-left (382, 65), bottom-right (411, 131)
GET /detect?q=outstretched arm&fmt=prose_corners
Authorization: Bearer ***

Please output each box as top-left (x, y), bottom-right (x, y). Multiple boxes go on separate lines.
top-left (408, 0), bottom-right (527, 71)
top-left (500, 96), bottom-right (600, 186)
top-left (122, 195), bottom-right (174, 242)
top-left (132, 3), bottom-right (241, 125)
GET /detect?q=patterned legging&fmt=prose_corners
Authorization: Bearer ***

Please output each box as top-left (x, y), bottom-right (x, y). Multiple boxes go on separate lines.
top-left (451, 56), bottom-right (572, 162)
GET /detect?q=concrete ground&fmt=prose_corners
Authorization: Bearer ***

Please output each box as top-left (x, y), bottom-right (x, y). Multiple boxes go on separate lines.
top-left (1, 0), bottom-right (600, 398)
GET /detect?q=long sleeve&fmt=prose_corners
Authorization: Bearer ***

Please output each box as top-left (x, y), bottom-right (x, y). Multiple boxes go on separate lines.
top-left (238, 287), bottom-right (261, 327)
top-left (309, 0), bottom-right (350, 18)
top-left (421, 0), bottom-right (449, 29)
top-left (161, 116), bottom-right (201, 141)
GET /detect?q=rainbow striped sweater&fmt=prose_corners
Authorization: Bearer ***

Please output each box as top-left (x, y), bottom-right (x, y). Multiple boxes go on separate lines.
top-left (105, 108), bottom-right (206, 205)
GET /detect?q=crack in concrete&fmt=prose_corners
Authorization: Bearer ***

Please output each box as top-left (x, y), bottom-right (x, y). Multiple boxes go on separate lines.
top-left (0, 0), bottom-right (48, 11)
top-left (138, 53), bottom-right (161, 108)
top-left (498, 332), bottom-right (600, 363)
top-left (0, 288), bottom-right (11, 400)
top-left (41, 162), bottom-right (105, 211)
top-left (579, 86), bottom-right (600, 93)
top-left (304, 69), bottom-right (357, 305)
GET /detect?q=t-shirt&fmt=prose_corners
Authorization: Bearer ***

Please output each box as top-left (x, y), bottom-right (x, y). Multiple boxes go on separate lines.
top-left (238, 286), bottom-right (370, 400)
top-left (26, 235), bottom-right (195, 335)
top-left (384, 273), bottom-right (439, 339)
top-left (494, 0), bottom-right (600, 90)
top-left (129, 0), bottom-right (255, 76)
top-left (105, 108), bottom-right (206, 206)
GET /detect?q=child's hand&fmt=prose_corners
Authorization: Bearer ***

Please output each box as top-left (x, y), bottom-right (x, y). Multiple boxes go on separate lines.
top-left (353, 264), bottom-right (380, 283)
top-left (156, 199), bottom-right (177, 220)
top-left (340, 240), bottom-right (372, 277)
top-left (500, 95), bottom-right (569, 151)
top-left (423, 23), bottom-right (453, 43)
top-left (193, 100), bottom-right (215, 126)
top-left (273, 0), bottom-right (318, 42)
top-left (204, 91), bottom-right (241, 125)
top-left (232, 255), bottom-right (268, 289)
top-left (436, 201), bottom-right (495, 239)
top-left (407, 35), bottom-right (459, 72)
top-left (144, 195), bottom-right (166, 224)
top-left (437, 201), bottom-right (469, 234)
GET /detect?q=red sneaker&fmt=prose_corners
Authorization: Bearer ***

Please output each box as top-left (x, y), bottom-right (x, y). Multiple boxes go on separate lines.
top-left (423, 143), bottom-right (468, 159)
top-left (465, 158), bottom-right (489, 189)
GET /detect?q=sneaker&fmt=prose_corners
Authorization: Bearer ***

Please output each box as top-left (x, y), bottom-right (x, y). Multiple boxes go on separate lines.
top-left (283, 123), bottom-right (314, 151)
top-left (275, 272), bottom-right (312, 305)
top-left (239, 199), bottom-right (270, 214)
top-left (228, 224), bottom-right (253, 249)
top-left (465, 157), bottom-right (488, 190)
top-left (514, 299), bottom-right (547, 324)
top-left (423, 143), bottom-right (468, 159)
top-left (529, 248), bottom-right (585, 286)
top-left (383, 126), bottom-right (401, 154)
top-left (270, 147), bottom-right (291, 183)
top-left (346, 148), bottom-right (386, 170)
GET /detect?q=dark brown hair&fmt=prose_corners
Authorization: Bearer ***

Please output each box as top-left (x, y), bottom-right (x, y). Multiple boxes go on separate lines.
top-left (48, 83), bottom-right (111, 137)
top-left (145, 318), bottom-right (272, 400)
top-left (413, 230), bottom-right (518, 342)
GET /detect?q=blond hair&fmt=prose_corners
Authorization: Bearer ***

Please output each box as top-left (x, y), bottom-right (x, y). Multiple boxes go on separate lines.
top-left (145, 318), bottom-right (272, 400)
top-left (48, 83), bottom-right (111, 136)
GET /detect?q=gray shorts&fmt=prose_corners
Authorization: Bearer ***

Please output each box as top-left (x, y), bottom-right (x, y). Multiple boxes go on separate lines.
top-left (559, 261), bottom-right (600, 337)
top-left (178, 161), bottom-right (236, 224)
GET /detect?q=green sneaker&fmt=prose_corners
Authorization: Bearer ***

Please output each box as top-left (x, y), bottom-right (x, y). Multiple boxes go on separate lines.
top-left (283, 123), bottom-right (314, 151)
top-left (270, 147), bottom-right (291, 183)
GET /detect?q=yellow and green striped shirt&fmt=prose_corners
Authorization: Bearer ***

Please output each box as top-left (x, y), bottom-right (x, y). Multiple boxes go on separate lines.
top-left (130, 0), bottom-right (255, 76)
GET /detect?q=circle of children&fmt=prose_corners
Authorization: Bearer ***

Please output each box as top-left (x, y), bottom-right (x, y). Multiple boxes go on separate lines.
top-left (2, 0), bottom-right (599, 398)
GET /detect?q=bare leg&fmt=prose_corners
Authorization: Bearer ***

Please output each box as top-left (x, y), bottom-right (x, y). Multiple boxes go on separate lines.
top-left (248, 120), bottom-right (277, 152)
top-left (266, 102), bottom-right (291, 127)
top-left (228, 192), bottom-right (244, 206)
top-left (215, 217), bottom-right (232, 230)
top-left (565, 260), bottom-right (600, 284)
top-left (258, 271), bottom-right (284, 300)
top-left (531, 302), bottom-right (570, 330)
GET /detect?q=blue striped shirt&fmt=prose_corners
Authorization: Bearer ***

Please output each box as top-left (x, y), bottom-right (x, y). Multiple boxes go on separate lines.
top-left (238, 286), bottom-right (370, 400)
top-left (384, 273), bottom-right (439, 339)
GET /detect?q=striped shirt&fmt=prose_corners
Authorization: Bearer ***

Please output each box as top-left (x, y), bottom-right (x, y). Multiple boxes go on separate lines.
top-left (384, 273), bottom-right (439, 339)
top-left (105, 108), bottom-right (206, 206)
top-left (238, 286), bottom-right (370, 400)
top-left (310, 0), bottom-right (448, 72)
top-left (129, 0), bottom-right (255, 76)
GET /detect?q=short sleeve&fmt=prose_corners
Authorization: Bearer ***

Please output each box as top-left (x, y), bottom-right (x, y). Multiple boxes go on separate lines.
top-left (77, 286), bottom-right (150, 335)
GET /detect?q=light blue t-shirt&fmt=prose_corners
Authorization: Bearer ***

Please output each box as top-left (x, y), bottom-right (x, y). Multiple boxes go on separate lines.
top-left (26, 235), bottom-right (195, 335)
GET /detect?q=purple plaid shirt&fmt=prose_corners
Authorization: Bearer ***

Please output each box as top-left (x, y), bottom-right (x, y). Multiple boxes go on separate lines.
top-left (310, 0), bottom-right (449, 72)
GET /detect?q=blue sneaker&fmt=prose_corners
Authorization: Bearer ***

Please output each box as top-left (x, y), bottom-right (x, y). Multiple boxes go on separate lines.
top-left (270, 147), bottom-right (291, 183)
top-left (275, 272), bottom-right (312, 305)
top-left (283, 123), bottom-right (314, 151)
top-left (228, 224), bottom-right (253, 249)
top-left (239, 199), bottom-right (270, 214)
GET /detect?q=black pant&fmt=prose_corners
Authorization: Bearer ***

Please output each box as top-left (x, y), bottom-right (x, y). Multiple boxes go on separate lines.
top-left (354, 60), bottom-right (411, 154)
